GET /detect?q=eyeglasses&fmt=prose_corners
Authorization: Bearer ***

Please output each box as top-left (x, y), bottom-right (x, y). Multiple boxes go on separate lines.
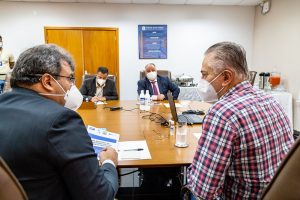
top-left (28, 74), bottom-right (76, 84)
top-left (52, 74), bottom-right (76, 84)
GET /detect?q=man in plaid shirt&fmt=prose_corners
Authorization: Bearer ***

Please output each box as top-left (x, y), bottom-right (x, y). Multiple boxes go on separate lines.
top-left (187, 42), bottom-right (294, 200)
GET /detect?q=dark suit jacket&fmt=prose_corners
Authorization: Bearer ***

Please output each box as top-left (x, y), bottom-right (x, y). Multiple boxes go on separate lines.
top-left (80, 77), bottom-right (118, 101)
top-left (137, 75), bottom-right (180, 100)
top-left (0, 87), bottom-right (118, 200)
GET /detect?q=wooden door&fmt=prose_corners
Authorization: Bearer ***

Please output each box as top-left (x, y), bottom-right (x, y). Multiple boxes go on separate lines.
top-left (82, 29), bottom-right (119, 92)
top-left (44, 28), bottom-right (84, 88)
top-left (44, 27), bottom-right (119, 93)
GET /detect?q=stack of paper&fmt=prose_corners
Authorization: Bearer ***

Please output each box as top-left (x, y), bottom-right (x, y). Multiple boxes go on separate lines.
top-left (87, 125), bottom-right (119, 154)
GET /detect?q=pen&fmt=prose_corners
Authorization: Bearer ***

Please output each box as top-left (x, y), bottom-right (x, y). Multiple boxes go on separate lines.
top-left (123, 148), bottom-right (144, 151)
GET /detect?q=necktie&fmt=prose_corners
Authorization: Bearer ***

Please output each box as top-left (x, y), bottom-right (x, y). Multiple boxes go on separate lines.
top-left (151, 82), bottom-right (159, 95)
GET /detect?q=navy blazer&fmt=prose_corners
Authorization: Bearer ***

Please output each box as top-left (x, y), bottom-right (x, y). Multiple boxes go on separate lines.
top-left (0, 87), bottom-right (118, 200)
top-left (80, 77), bottom-right (118, 101)
top-left (137, 75), bottom-right (180, 100)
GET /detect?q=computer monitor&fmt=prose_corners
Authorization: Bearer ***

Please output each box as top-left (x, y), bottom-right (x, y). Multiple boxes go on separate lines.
top-left (167, 92), bottom-right (179, 122)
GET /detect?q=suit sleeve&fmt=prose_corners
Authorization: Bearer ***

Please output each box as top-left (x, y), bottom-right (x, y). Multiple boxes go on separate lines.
top-left (137, 79), bottom-right (146, 96)
top-left (104, 80), bottom-right (118, 100)
top-left (168, 78), bottom-right (180, 100)
top-left (47, 110), bottom-right (118, 200)
top-left (79, 80), bottom-right (93, 101)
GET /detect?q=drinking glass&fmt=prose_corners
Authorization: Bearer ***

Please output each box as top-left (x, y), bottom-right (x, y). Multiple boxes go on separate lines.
top-left (175, 122), bottom-right (188, 148)
top-left (269, 72), bottom-right (281, 89)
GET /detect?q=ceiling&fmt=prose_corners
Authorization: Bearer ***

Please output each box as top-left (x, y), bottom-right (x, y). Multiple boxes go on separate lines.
top-left (2, 0), bottom-right (263, 6)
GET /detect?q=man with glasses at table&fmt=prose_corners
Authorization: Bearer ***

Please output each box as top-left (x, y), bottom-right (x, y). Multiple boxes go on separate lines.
top-left (0, 44), bottom-right (119, 200)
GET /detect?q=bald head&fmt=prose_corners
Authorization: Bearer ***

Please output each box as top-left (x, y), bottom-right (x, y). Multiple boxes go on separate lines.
top-left (145, 63), bottom-right (157, 73)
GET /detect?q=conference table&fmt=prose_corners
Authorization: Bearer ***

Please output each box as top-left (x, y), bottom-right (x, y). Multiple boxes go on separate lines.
top-left (77, 100), bottom-right (212, 168)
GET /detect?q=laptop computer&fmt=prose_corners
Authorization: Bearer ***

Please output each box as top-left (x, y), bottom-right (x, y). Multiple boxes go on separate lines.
top-left (167, 92), bottom-right (203, 125)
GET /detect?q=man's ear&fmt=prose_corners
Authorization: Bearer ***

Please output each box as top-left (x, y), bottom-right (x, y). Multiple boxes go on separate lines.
top-left (40, 74), bottom-right (55, 91)
top-left (222, 70), bottom-right (234, 87)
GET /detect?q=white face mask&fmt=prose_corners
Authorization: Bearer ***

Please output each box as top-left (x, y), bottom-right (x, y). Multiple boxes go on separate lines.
top-left (97, 78), bottom-right (106, 86)
top-left (62, 85), bottom-right (83, 110)
top-left (40, 76), bottom-right (83, 111)
top-left (0, 42), bottom-right (3, 48)
top-left (197, 72), bottom-right (224, 103)
top-left (146, 71), bottom-right (157, 81)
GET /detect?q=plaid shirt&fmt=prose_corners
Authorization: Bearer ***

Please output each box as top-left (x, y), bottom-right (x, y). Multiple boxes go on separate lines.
top-left (187, 81), bottom-right (294, 200)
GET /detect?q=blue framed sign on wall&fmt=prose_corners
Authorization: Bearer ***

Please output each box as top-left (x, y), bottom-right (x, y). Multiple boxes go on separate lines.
top-left (138, 25), bottom-right (167, 59)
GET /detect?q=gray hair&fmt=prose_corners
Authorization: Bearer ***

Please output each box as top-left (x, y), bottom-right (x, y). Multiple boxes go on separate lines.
top-left (204, 42), bottom-right (248, 79)
top-left (11, 44), bottom-right (74, 87)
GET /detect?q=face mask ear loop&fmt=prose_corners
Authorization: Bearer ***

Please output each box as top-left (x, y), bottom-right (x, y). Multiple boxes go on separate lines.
top-left (208, 71), bottom-right (224, 85)
top-left (50, 75), bottom-right (67, 94)
top-left (216, 86), bottom-right (225, 95)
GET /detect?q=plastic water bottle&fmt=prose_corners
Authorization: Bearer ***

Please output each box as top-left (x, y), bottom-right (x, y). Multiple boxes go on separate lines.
top-left (169, 120), bottom-right (175, 136)
top-left (144, 90), bottom-right (151, 111)
top-left (139, 90), bottom-right (145, 111)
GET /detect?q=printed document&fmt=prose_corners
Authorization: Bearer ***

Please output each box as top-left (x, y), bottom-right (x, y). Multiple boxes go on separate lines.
top-left (87, 125), bottom-right (119, 154)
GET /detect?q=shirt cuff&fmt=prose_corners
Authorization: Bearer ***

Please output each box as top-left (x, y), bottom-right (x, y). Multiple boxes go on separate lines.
top-left (102, 159), bottom-right (116, 168)
top-left (151, 95), bottom-right (158, 100)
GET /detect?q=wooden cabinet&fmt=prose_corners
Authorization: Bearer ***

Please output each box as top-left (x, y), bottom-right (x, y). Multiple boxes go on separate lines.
top-left (44, 27), bottom-right (119, 94)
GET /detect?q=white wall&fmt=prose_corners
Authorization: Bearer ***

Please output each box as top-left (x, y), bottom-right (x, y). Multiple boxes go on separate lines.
top-left (252, 0), bottom-right (300, 130)
top-left (0, 2), bottom-right (255, 100)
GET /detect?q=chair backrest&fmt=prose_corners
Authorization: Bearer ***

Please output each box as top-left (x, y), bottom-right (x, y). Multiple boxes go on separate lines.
top-left (140, 70), bottom-right (171, 80)
top-left (0, 157), bottom-right (28, 200)
top-left (107, 74), bottom-right (116, 82)
top-left (82, 74), bottom-right (116, 82)
top-left (261, 137), bottom-right (300, 200)
top-left (248, 71), bottom-right (257, 86)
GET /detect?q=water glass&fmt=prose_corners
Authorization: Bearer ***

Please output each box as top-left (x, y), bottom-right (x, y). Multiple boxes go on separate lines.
top-left (175, 122), bottom-right (188, 148)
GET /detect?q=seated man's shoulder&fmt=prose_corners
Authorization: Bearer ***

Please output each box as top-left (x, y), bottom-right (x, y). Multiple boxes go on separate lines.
top-left (138, 77), bottom-right (147, 84)
top-left (158, 75), bottom-right (172, 84)
top-left (210, 95), bottom-right (245, 116)
top-left (106, 78), bottom-right (115, 84)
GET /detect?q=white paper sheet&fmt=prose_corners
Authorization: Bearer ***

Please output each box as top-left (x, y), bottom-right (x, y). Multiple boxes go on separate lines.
top-left (118, 140), bottom-right (151, 161)
top-left (96, 101), bottom-right (107, 105)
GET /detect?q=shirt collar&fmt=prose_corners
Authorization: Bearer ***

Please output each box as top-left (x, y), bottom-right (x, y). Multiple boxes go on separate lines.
top-left (220, 80), bottom-right (252, 100)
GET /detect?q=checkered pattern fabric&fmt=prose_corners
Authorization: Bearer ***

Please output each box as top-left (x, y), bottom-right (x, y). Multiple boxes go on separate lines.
top-left (187, 81), bottom-right (294, 200)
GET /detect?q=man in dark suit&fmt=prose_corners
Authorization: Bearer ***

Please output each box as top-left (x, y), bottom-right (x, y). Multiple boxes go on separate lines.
top-left (80, 66), bottom-right (118, 102)
top-left (0, 44), bottom-right (119, 200)
top-left (137, 63), bottom-right (180, 100)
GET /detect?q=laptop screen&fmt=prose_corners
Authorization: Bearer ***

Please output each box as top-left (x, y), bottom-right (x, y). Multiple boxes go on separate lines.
top-left (167, 92), bottom-right (179, 122)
